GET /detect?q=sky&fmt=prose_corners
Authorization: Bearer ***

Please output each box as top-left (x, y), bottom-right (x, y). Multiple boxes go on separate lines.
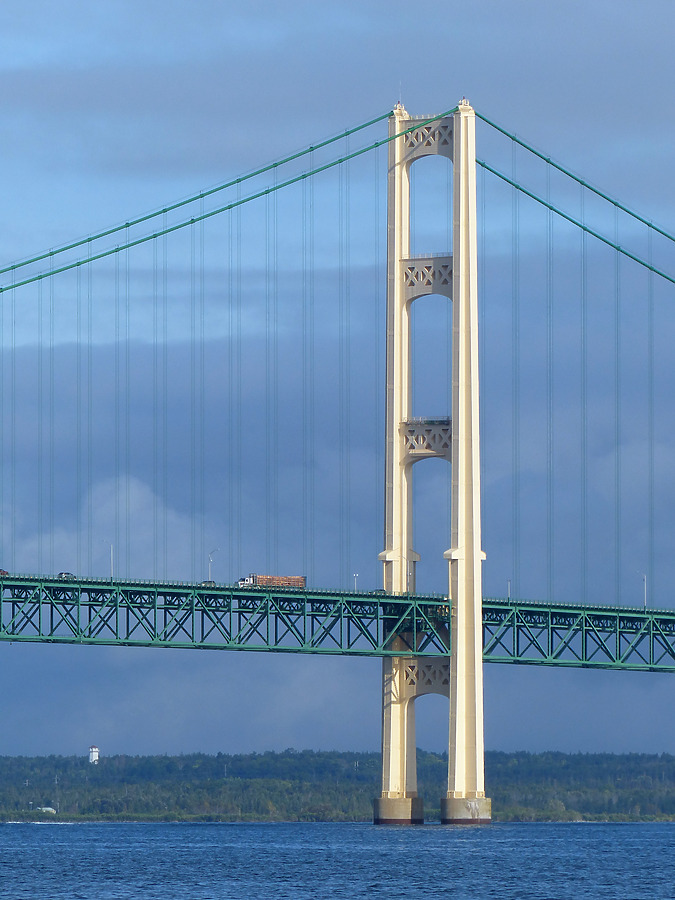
top-left (1, 0), bottom-right (675, 764)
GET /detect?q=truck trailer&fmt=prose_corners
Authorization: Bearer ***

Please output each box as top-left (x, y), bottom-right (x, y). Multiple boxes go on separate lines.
top-left (237, 574), bottom-right (306, 589)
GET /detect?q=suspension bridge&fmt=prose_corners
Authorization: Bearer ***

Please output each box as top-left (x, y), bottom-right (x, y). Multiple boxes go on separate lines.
top-left (1, 100), bottom-right (674, 824)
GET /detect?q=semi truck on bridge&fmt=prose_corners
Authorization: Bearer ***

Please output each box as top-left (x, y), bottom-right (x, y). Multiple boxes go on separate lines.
top-left (237, 574), bottom-right (306, 589)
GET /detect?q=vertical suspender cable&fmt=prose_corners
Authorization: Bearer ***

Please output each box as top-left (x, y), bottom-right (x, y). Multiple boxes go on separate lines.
top-left (308, 158), bottom-right (316, 585)
top-left (162, 216), bottom-right (168, 575)
top-left (647, 228), bottom-right (654, 603)
top-left (125, 230), bottom-right (131, 577)
top-left (265, 190), bottom-right (271, 573)
top-left (87, 244), bottom-right (93, 574)
top-left (345, 137), bottom-right (351, 588)
top-left (546, 167), bottom-right (554, 602)
top-left (338, 155), bottom-right (343, 584)
top-left (227, 207), bottom-right (234, 579)
top-left (9, 273), bottom-right (16, 571)
top-left (191, 221), bottom-right (197, 582)
top-left (10, 279), bottom-right (15, 570)
top-left (76, 266), bottom-right (82, 575)
top-left (511, 142), bottom-right (520, 596)
top-left (199, 207), bottom-right (205, 581)
top-left (273, 169), bottom-right (279, 574)
top-left (152, 237), bottom-right (159, 579)
top-left (614, 209), bottom-right (622, 604)
top-left (37, 281), bottom-right (43, 570)
top-left (302, 171), bottom-right (310, 581)
top-left (114, 253), bottom-right (120, 575)
top-left (235, 184), bottom-right (242, 579)
top-left (581, 190), bottom-right (588, 605)
top-left (49, 262), bottom-right (54, 573)
top-left (338, 139), bottom-right (347, 585)
top-left (375, 143), bottom-right (383, 586)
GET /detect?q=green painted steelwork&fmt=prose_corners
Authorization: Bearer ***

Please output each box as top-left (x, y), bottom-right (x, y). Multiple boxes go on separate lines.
top-left (1, 575), bottom-right (674, 670)
top-left (0, 575), bottom-right (450, 657)
top-left (482, 598), bottom-right (675, 672)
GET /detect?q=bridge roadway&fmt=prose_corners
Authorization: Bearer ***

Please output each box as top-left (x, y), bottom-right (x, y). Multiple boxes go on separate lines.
top-left (0, 575), bottom-right (674, 672)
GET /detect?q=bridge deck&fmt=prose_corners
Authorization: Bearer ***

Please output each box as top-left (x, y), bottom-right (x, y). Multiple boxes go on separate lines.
top-left (0, 576), bottom-right (674, 671)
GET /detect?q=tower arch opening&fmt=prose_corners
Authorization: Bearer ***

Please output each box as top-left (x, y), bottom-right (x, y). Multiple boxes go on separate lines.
top-left (409, 292), bottom-right (452, 420)
top-left (409, 154), bottom-right (453, 258)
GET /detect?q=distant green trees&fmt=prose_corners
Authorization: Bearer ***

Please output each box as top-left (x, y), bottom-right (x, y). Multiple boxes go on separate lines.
top-left (487, 751), bottom-right (675, 821)
top-left (1, 749), bottom-right (674, 822)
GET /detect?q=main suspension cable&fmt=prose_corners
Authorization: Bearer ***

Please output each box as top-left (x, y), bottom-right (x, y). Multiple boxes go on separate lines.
top-left (0, 111), bottom-right (395, 279)
top-left (476, 159), bottom-right (675, 286)
top-left (0, 109), bottom-right (459, 295)
top-left (476, 111), bottom-right (675, 244)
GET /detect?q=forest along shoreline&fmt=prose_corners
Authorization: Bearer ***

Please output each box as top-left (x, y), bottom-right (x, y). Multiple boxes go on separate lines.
top-left (1, 750), bottom-right (674, 823)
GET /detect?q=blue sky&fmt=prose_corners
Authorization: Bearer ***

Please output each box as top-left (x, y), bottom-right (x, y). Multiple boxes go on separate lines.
top-left (1, 0), bottom-right (675, 761)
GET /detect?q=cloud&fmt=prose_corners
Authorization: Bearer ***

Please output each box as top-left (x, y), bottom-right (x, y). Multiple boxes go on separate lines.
top-left (0, 638), bottom-right (383, 756)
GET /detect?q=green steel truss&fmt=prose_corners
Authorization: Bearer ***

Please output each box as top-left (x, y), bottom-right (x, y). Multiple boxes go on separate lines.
top-left (482, 598), bottom-right (675, 672)
top-left (1, 575), bottom-right (674, 671)
top-left (0, 576), bottom-right (450, 657)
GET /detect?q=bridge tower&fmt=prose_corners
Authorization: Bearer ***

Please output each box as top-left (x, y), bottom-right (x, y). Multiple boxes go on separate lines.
top-left (374, 100), bottom-right (491, 825)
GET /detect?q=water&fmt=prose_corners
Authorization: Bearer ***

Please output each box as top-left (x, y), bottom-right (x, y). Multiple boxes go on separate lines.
top-left (1, 821), bottom-right (673, 899)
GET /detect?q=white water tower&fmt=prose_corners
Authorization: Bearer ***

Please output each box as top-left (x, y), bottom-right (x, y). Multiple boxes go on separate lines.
top-left (89, 745), bottom-right (99, 765)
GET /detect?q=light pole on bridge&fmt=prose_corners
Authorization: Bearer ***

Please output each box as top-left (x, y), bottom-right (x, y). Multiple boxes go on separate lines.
top-left (209, 548), bottom-right (220, 583)
top-left (100, 540), bottom-right (113, 581)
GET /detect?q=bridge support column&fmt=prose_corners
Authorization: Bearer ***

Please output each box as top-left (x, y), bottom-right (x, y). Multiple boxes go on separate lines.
top-left (441, 101), bottom-right (490, 825)
top-left (375, 100), bottom-right (490, 825)
top-left (374, 651), bottom-right (424, 825)
top-left (374, 654), bottom-right (451, 824)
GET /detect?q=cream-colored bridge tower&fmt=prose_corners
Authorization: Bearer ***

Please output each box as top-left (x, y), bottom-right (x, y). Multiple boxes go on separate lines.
top-left (373, 100), bottom-right (491, 825)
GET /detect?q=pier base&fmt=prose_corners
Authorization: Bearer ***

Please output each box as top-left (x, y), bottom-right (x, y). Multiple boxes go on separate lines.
top-left (373, 797), bottom-right (424, 825)
top-left (440, 796), bottom-right (491, 825)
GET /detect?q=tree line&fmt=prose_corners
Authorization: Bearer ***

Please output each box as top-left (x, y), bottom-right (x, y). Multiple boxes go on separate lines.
top-left (1, 749), bottom-right (674, 822)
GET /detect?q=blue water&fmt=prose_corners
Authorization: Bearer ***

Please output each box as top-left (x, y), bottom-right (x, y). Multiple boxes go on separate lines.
top-left (1, 821), bottom-right (673, 899)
